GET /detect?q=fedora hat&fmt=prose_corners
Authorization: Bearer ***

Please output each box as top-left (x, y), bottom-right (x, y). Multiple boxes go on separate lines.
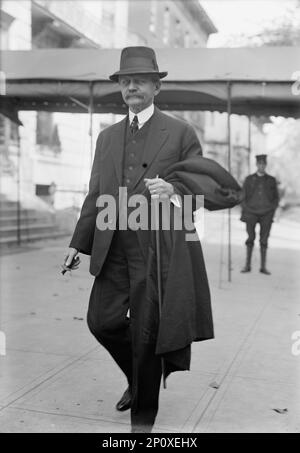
top-left (109, 46), bottom-right (168, 82)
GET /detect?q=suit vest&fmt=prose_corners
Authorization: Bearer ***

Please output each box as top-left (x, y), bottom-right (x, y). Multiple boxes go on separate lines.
top-left (122, 117), bottom-right (152, 195)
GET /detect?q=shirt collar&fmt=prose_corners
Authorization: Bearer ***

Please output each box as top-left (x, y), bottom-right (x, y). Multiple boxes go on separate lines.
top-left (256, 172), bottom-right (266, 177)
top-left (129, 104), bottom-right (154, 128)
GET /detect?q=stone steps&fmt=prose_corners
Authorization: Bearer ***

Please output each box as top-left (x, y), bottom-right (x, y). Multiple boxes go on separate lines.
top-left (0, 214), bottom-right (46, 227)
top-left (0, 198), bottom-right (68, 247)
top-left (0, 230), bottom-right (68, 246)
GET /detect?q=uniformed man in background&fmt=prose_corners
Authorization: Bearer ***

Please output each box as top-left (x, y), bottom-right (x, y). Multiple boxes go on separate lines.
top-left (240, 154), bottom-right (279, 275)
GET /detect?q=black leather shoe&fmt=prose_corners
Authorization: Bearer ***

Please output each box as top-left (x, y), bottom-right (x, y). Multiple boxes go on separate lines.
top-left (131, 425), bottom-right (152, 433)
top-left (241, 266), bottom-right (251, 273)
top-left (116, 386), bottom-right (131, 412)
top-left (260, 268), bottom-right (271, 275)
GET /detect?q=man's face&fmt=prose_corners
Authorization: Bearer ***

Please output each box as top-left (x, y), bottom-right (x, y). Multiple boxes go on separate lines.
top-left (118, 74), bottom-right (161, 113)
top-left (256, 161), bottom-right (267, 173)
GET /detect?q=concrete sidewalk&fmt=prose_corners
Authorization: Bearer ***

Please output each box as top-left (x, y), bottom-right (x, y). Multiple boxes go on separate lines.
top-left (0, 211), bottom-right (299, 433)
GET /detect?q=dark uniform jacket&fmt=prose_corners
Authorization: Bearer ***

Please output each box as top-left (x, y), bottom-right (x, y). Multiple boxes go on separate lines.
top-left (241, 172), bottom-right (279, 221)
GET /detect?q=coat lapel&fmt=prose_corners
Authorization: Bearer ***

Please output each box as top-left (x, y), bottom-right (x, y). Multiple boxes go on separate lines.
top-left (132, 107), bottom-right (169, 190)
top-left (110, 115), bottom-right (127, 186)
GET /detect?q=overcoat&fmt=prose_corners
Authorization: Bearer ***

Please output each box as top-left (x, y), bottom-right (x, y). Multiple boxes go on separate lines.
top-left (70, 107), bottom-right (205, 272)
top-left (141, 156), bottom-right (241, 374)
top-left (70, 107), bottom-right (242, 375)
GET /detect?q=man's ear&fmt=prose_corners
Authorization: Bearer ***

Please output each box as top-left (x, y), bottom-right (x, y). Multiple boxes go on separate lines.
top-left (154, 79), bottom-right (162, 96)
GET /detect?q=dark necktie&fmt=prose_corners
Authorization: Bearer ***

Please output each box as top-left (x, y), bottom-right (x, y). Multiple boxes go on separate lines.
top-left (130, 115), bottom-right (139, 135)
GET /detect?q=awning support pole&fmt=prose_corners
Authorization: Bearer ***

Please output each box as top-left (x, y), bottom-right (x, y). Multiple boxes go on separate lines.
top-left (227, 81), bottom-right (232, 283)
top-left (248, 115), bottom-right (252, 173)
top-left (88, 82), bottom-right (94, 168)
top-left (17, 126), bottom-right (21, 245)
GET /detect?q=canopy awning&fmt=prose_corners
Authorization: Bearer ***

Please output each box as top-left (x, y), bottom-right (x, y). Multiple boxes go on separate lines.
top-left (1, 47), bottom-right (300, 117)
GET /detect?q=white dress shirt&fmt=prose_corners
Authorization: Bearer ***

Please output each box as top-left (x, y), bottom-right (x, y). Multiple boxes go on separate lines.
top-left (129, 103), bottom-right (154, 129)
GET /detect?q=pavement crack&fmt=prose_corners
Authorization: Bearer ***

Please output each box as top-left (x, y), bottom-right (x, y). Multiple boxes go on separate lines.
top-left (184, 293), bottom-right (277, 432)
top-left (0, 347), bottom-right (98, 412)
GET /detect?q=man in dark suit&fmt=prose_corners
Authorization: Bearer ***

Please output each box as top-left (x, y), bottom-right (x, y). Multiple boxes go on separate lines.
top-left (240, 154), bottom-right (279, 275)
top-left (63, 47), bottom-right (212, 432)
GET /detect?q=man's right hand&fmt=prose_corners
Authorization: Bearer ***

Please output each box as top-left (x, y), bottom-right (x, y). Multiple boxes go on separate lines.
top-left (62, 248), bottom-right (81, 273)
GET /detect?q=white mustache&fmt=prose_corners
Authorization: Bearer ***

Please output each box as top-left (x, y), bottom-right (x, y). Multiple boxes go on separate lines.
top-left (126, 94), bottom-right (143, 99)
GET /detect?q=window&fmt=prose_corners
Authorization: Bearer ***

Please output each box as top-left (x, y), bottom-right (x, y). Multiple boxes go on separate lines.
top-left (102, 2), bottom-right (115, 28)
top-left (0, 114), bottom-right (5, 146)
top-left (184, 31), bottom-right (190, 48)
top-left (174, 18), bottom-right (184, 47)
top-left (0, 9), bottom-right (15, 50)
top-left (149, 0), bottom-right (158, 34)
top-left (36, 184), bottom-right (51, 196)
top-left (10, 121), bottom-right (18, 142)
top-left (163, 7), bottom-right (170, 45)
top-left (0, 114), bottom-right (18, 145)
top-left (36, 112), bottom-right (61, 153)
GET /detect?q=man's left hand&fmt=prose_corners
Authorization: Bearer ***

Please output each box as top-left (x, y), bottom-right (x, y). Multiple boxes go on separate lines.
top-left (144, 177), bottom-right (174, 199)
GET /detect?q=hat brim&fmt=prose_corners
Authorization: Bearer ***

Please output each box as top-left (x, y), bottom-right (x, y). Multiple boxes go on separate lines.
top-left (109, 69), bottom-right (168, 82)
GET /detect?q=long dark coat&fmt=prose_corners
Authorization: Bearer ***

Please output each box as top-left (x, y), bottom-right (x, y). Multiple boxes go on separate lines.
top-left (70, 107), bottom-right (205, 273)
top-left (69, 107), bottom-right (241, 376)
top-left (141, 157), bottom-right (241, 375)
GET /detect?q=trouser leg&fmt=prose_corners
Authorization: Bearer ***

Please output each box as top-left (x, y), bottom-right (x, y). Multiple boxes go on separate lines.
top-left (259, 212), bottom-right (274, 274)
top-left (259, 211), bottom-right (274, 249)
top-left (241, 244), bottom-right (253, 272)
top-left (130, 323), bottom-right (162, 432)
top-left (87, 230), bottom-right (162, 431)
top-left (87, 284), bottom-right (133, 383)
top-left (245, 215), bottom-right (257, 247)
top-left (259, 246), bottom-right (271, 274)
top-left (87, 232), bottom-right (133, 384)
top-left (241, 215), bottom-right (256, 272)
top-left (122, 230), bottom-right (162, 432)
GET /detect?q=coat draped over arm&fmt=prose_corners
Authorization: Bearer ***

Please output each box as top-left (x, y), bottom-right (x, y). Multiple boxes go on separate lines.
top-left (142, 156), bottom-right (242, 377)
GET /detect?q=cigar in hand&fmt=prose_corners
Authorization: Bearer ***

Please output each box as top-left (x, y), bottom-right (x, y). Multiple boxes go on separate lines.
top-left (61, 255), bottom-right (80, 275)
